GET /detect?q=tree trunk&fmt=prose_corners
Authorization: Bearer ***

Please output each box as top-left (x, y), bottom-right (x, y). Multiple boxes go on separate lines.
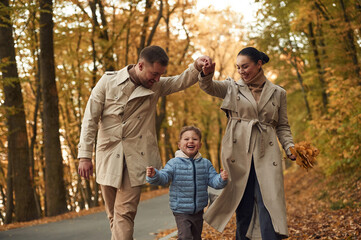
top-left (97, 0), bottom-right (115, 71)
top-left (0, 184), bottom-right (6, 223)
top-left (4, 157), bottom-right (13, 224)
top-left (29, 8), bottom-right (43, 218)
top-left (307, 22), bottom-right (328, 112)
top-left (156, 96), bottom-right (166, 140)
top-left (283, 40), bottom-right (312, 119)
top-left (314, 0), bottom-right (360, 84)
top-left (339, 0), bottom-right (361, 83)
top-left (138, 0), bottom-right (153, 56)
top-left (90, 0), bottom-right (115, 71)
top-left (146, 0), bottom-right (163, 47)
top-left (39, 0), bottom-right (67, 216)
top-left (0, 0), bottom-right (39, 222)
top-left (202, 120), bottom-right (212, 162)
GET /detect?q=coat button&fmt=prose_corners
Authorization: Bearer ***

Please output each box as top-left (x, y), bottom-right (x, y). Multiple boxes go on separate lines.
top-left (269, 141), bottom-right (274, 146)
top-left (272, 102), bottom-right (275, 106)
top-left (139, 135), bottom-right (142, 139)
top-left (116, 154), bottom-right (120, 158)
top-left (115, 96), bottom-right (119, 100)
top-left (137, 116), bottom-right (141, 119)
top-left (231, 159), bottom-right (235, 163)
top-left (122, 121), bottom-right (126, 125)
top-left (122, 137), bottom-right (125, 140)
top-left (141, 152), bottom-right (144, 156)
top-left (273, 162), bottom-right (277, 166)
top-left (233, 139), bottom-right (237, 143)
top-left (237, 96), bottom-right (240, 100)
top-left (121, 106), bottom-right (124, 110)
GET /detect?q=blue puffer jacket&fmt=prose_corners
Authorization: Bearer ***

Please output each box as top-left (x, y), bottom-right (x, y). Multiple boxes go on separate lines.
top-left (146, 150), bottom-right (227, 214)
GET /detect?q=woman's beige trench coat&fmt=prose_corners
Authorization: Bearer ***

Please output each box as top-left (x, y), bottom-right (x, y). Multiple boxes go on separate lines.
top-left (199, 73), bottom-right (294, 239)
top-left (78, 64), bottom-right (200, 188)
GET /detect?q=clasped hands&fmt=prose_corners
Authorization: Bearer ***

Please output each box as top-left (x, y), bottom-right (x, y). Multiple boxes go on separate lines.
top-left (194, 56), bottom-right (216, 76)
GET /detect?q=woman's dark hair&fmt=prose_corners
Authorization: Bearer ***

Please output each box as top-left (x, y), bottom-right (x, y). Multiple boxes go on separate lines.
top-left (139, 45), bottom-right (169, 66)
top-left (237, 47), bottom-right (270, 64)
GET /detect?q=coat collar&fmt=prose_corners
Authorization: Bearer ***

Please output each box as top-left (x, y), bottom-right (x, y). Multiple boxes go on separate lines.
top-left (128, 86), bottom-right (154, 102)
top-left (257, 79), bottom-right (277, 112)
top-left (236, 79), bottom-right (258, 115)
top-left (235, 78), bottom-right (277, 113)
top-left (175, 150), bottom-right (202, 160)
top-left (115, 65), bottom-right (132, 86)
top-left (115, 65), bottom-right (155, 101)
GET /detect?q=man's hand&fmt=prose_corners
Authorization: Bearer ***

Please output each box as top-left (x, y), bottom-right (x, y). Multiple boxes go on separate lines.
top-left (202, 61), bottom-right (216, 76)
top-left (221, 169), bottom-right (228, 181)
top-left (194, 56), bottom-right (213, 73)
top-left (146, 166), bottom-right (156, 178)
top-left (78, 158), bottom-right (93, 179)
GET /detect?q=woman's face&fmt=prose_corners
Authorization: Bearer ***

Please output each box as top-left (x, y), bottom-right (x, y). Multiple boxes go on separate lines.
top-left (236, 55), bottom-right (262, 82)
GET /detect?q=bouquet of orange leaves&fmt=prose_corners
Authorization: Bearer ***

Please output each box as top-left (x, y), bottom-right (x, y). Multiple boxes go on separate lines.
top-left (289, 141), bottom-right (320, 170)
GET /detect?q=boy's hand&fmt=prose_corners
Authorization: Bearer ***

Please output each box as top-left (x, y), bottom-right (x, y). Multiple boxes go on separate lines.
top-left (147, 166), bottom-right (156, 178)
top-left (221, 169), bottom-right (228, 181)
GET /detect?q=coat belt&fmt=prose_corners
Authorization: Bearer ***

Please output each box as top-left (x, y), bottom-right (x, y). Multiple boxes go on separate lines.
top-left (230, 117), bottom-right (274, 158)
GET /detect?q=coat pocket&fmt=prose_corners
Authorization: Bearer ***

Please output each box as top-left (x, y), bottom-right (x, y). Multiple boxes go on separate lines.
top-left (96, 136), bottom-right (119, 151)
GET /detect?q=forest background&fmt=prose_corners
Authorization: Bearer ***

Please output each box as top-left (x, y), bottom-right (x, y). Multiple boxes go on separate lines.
top-left (0, 0), bottom-right (360, 225)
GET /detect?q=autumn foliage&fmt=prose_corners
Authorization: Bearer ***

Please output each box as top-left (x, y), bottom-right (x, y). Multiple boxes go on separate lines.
top-left (0, 0), bottom-right (360, 235)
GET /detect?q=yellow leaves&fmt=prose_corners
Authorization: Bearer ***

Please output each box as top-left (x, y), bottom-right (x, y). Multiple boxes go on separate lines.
top-left (290, 141), bottom-right (319, 170)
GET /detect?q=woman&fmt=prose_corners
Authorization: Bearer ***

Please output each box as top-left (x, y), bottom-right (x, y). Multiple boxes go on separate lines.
top-left (199, 47), bottom-right (296, 239)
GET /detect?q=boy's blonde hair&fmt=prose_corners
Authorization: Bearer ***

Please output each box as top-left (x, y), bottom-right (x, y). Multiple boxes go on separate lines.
top-left (179, 126), bottom-right (202, 141)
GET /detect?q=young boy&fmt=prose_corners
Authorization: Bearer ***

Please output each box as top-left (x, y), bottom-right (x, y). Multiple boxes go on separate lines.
top-left (146, 126), bottom-right (228, 240)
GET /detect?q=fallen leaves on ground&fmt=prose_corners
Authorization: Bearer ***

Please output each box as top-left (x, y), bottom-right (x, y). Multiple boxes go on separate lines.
top-left (0, 187), bottom-right (169, 232)
top-left (156, 167), bottom-right (361, 239)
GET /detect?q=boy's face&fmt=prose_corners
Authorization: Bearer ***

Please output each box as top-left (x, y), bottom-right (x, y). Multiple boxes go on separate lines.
top-left (178, 130), bottom-right (202, 159)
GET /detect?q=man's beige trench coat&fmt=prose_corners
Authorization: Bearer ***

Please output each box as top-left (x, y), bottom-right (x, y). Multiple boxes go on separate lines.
top-left (78, 64), bottom-right (200, 188)
top-left (199, 73), bottom-right (294, 238)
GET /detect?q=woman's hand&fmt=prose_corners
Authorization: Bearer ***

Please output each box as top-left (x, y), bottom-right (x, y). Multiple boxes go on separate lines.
top-left (146, 166), bottom-right (156, 177)
top-left (288, 154), bottom-right (296, 161)
top-left (221, 169), bottom-right (228, 181)
top-left (194, 56), bottom-right (213, 72)
top-left (202, 61), bottom-right (216, 76)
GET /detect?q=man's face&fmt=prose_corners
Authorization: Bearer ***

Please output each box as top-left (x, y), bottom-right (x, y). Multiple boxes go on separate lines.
top-left (138, 60), bottom-right (167, 88)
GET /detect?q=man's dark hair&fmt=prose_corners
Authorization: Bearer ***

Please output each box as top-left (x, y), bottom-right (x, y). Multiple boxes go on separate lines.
top-left (139, 45), bottom-right (169, 66)
top-left (179, 126), bottom-right (202, 141)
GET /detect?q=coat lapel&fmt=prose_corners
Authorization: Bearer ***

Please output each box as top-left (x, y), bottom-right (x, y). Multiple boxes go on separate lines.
top-left (127, 86), bottom-right (154, 102)
top-left (236, 80), bottom-right (258, 115)
top-left (257, 80), bottom-right (276, 112)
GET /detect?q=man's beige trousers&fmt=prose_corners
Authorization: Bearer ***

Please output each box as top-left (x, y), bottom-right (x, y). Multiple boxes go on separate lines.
top-left (101, 166), bottom-right (142, 240)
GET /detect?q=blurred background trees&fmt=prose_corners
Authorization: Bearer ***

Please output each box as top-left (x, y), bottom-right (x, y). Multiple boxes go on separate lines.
top-left (0, 0), bottom-right (359, 223)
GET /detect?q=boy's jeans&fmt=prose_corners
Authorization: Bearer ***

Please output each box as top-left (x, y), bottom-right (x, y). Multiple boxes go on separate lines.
top-left (173, 210), bottom-right (204, 240)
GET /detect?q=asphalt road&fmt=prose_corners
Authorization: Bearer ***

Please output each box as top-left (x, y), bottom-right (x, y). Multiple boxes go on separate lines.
top-left (0, 193), bottom-right (176, 240)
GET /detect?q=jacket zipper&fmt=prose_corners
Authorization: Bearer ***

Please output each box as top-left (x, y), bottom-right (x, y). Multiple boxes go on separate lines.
top-left (192, 159), bottom-right (197, 214)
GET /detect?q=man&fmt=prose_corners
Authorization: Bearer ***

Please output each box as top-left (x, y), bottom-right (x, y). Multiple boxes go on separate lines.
top-left (78, 45), bottom-right (211, 240)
